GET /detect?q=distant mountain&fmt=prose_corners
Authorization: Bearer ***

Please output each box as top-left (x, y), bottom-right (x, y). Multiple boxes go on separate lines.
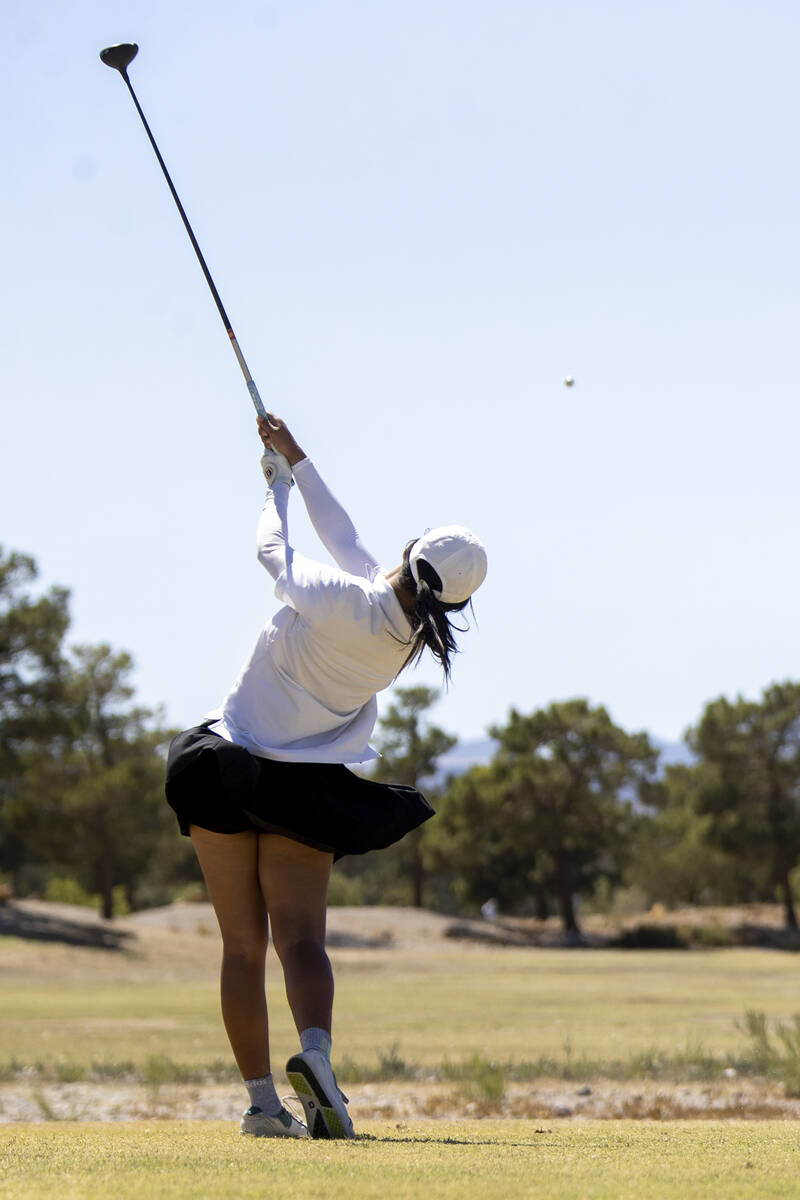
top-left (422, 737), bottom-right (496, 788)
top-left (653, 738), bottom-right (696, 771)
top-left (438, 737), bottom-right (497, 775)
top-left (426, 734), bottom-right (694, 787)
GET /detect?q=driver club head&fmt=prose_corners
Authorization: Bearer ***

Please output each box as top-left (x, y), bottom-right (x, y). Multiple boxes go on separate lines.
top-left (99, 43), bottom-right (139, 76)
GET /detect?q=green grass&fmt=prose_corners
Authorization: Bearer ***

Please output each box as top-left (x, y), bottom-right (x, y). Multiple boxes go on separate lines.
top-left (1, 1120), bottom-right (799, 1200)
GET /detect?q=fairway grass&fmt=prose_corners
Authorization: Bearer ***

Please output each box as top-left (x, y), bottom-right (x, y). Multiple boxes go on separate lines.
top-left (2, 1120), bottom-right (799, 1200)
top-left (3, 931), bottom-right (800, 1072)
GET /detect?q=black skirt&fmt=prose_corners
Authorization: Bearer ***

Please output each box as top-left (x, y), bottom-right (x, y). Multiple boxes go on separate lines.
top-left (165, 723), bottom-right (435, 859)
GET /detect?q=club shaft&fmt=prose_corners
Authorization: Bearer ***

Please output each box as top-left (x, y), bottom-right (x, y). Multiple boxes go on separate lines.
top-left (120, 71), bottom-right (266, 418)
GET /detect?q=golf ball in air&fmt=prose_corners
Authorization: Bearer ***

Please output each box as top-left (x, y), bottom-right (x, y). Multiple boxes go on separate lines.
top-left (564, 376), bottom-right (575, 387)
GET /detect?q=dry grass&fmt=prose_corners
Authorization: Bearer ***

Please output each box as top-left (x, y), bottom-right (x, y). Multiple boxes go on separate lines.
top-left (4, 929), bottom-right (800, 1068)
top-left (4, 903), bottom-right (800, 1101)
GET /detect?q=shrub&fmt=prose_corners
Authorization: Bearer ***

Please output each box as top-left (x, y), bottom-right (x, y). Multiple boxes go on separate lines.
top-left (42, 877), bottom-right (130, 916)
top-left (327, 873), bottom-right (366, 906)
top-left (616, 923), bottom-right (690, 949)
top-left (443, 1053), bottom-right (506, 1102)
top-left (738, 1009), bottom-right (800, 1095)
top-left (43, 877), bottom-right (96, 908)
top-left (690, 923), bottom-right (734, 948)
top-left (55, 1063), bottom-right (87, 1083)
top-left (337, 1044), bottom-right (417, 1082)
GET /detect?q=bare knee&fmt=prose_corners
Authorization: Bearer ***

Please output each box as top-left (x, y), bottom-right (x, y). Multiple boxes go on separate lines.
top-left (271, 926), bottom-right (326, 967)
top-left (221, 930), bottom-right (268, 970)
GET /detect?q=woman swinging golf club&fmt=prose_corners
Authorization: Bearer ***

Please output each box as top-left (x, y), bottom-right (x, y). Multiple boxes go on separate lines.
top-left (166, 415), bottom-right (487, 1140)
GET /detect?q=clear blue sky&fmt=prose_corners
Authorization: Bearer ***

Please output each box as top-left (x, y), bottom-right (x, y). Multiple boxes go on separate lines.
top-left (3, 0), bottom-right (800, 745)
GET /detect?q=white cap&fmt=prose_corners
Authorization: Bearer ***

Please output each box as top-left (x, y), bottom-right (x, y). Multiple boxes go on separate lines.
top-left (408, 525), bottom-right (488, 605)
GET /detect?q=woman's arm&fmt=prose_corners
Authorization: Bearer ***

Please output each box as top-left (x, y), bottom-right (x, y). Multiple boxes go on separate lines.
top-left (292, 460), bottom-right (380, 579)
top-left (256, 480), bottom-right (292, 580)
top-left (257, 414), bottom-right (307, 467)
top-left (257, 414), bottom-right (380, 580)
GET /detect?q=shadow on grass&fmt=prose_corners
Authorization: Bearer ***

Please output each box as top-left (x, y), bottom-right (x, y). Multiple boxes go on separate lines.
top-left (0, 902), bottom-right (134, 951)
top-left (326, 929), bottom-right (394, 949)
top-left (356, 1133), bottom-right (549, 1147)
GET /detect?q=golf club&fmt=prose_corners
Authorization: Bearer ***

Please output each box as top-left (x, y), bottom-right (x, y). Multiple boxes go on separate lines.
top-left (99, 42), bottom-right (267, 419)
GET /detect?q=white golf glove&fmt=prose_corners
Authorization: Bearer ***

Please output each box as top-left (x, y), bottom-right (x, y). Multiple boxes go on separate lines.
top-left (260, 448), bottom-right (294, 489)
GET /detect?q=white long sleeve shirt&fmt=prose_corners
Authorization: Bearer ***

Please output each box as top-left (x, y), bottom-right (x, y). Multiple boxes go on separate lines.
top-left (206, 458), bottom-right (413, 763)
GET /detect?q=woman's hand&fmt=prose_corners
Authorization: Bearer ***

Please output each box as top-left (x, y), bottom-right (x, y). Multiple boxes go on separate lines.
top-left (257, 414), bottom-right (307, 467)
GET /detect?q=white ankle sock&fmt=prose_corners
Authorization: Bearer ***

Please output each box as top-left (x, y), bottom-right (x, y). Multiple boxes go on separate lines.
top-left (300, 1027), bottom-right (332, 1058)
top-left (244, 1073), bottom-right (281, 1116)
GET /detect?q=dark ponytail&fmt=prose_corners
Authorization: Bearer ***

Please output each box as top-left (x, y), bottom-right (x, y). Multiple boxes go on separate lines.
top-left (396, 540), bottom-right (472, 683)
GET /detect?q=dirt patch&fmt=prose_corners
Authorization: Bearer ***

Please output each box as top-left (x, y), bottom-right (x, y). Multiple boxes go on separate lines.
top-left (119, 902), bottom-right (464, 951)
top-left (2, 1078), bottom-right (797, 1124)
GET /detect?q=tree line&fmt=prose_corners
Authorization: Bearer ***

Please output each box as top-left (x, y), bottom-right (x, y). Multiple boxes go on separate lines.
top-left (3, 543), bottom-right (800, 929)
top-left (0, 546), bottom-right (194, 917)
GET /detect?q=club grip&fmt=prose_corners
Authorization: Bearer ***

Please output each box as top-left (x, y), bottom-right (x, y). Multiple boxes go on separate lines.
top-left (247, 381), bottom-right (267, 420)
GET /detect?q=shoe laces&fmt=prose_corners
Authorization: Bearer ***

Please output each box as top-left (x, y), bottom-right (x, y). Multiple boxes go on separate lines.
top-left (280, 1095), bottom-right (307, 1123)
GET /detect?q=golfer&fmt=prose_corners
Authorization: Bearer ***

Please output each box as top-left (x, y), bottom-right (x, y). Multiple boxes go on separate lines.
top-left (166, 414), bottom-right (487, 1140)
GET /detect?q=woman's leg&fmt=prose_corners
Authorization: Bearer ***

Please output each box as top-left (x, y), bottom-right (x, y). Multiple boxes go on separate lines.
top-left (257, 834), bottom-right (334, 1036)
top-left (190, 826), bottom-right (271, 1078)
top-left (260, 835), bottom-right (355, 1139)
